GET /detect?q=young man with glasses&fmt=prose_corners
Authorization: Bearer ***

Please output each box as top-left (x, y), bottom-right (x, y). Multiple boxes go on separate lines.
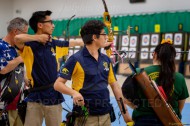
top-left (54, 20), bottom-right (133, 126)
top-left (14, 10), bottom-right (112, 126)
top-left (0, 17), bottom-right (28, 126)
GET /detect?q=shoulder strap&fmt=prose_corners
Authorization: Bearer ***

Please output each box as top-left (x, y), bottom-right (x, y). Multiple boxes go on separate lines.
top-left (134, 71), bottom-right (182, 125)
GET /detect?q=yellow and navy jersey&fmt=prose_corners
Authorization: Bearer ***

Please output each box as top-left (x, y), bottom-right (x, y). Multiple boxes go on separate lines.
top-left (19, 39), bottom-right (69, 105)
top-left (59, 46), bottom-right (117, 115)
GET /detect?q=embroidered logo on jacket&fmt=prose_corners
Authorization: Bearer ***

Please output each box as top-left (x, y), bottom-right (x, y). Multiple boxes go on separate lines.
top-left (62, 68), bottom-right (69, 75)
top-left (103, 62), bottom-right (109, 71)
top-left (149, 72), bottom-right (159, 80)
top-left (51, 47), bottom-right (56, 56)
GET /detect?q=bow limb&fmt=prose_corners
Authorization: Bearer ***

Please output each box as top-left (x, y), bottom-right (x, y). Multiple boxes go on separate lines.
top-left (65, 15), bottom-right (75, 41)
top-left (102, 0), bottom-right (114, 57)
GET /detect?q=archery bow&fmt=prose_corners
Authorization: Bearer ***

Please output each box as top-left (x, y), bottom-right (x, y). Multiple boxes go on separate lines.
top-left (65, 15), bottom-right (76, 41)
top-left (101, 1), bottom-right (134, 125)
top-left (102, 0), bottom-right (127, 64)
top-left (102, 0), bottom-right (114, 57)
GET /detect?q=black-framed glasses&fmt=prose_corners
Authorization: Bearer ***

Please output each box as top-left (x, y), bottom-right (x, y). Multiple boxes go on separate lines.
top-left (98, 33), bottom-right (107, 36)
top-left (39, 20), bottom-right (53, 24)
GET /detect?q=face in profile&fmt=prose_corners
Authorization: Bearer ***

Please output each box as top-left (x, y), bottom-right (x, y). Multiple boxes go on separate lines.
top-left (39, 16), bottom-right (55, 35)
top-left (95, 29), bottom-right (107, 48)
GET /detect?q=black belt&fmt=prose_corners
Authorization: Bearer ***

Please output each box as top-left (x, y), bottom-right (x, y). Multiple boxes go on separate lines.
top-left (27, 83), bottom-right (54, 93)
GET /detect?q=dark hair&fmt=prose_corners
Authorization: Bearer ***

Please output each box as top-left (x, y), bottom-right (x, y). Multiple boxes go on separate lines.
top-left (29, 10), bottom-right (52, 33)
top-left (7, 17), bottom-right (28, 33)
top-left (80, 20), bottom-right (105, 45)
top-left (154, 43), bottom-right (176, 101)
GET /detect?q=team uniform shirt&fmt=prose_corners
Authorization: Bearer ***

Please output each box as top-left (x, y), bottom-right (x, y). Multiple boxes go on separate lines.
top-left (0, 39), bottom-right (20, 110)
top-left (58, 46), bottom-right (117, 115)
top-left (19, 39), bottom-right (69, 105)
top-left (132, 65), bottom-right (189, 120)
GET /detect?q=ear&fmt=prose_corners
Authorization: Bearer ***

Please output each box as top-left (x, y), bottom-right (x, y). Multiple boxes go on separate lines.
top-left (152, 52), bottom-right (157, 59)
top-left (12, 29), bottom-right (18, 35)
top-left (92, 34), bottom-right (97, 41)
top-left (37, 22), bottom-right (43, 29)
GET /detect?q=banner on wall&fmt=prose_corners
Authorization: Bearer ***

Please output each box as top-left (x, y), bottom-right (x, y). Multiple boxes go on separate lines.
top-left (154, 24), bottom-right (160, 33)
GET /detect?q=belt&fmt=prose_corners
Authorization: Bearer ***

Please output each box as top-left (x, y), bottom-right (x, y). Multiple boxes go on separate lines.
top-left (27, 83), bottom-right (54, 93)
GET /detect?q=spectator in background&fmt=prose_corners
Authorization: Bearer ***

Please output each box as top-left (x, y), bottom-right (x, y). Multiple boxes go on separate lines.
top-left (0, 17), bottom-right (28, 126)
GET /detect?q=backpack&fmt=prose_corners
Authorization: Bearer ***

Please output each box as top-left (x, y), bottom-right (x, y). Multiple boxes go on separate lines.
top-left (0, 63), bottom-right (25, 104)
top-left (121, 74), bottom-right (141, 106)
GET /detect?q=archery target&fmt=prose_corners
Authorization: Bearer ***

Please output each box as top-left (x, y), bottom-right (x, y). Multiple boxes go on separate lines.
top-left (129, 48), bottom-right (136, 58)
top-left (174, 33), bottom-right (182, 45)
top-left (130, 36), bottom-right (137, 47)
top-left (151, 34), bottom-right (159, 46)
top-left (175, 48), bottom-right (181, 60)
top-left (121, 47), bottom-right (128, 52)
top-left (121, 47), bottom-right (128, 58)
top-left (141, 34), bottom-right (150, 46)
top-left (140, 48), bottom-right (149, 59)
top-left (150, 47), bottom-right (155, 59)
top-left (165, 33), bottom-right (173, 41)
top-left (122, 35), bottom-right (129, 46)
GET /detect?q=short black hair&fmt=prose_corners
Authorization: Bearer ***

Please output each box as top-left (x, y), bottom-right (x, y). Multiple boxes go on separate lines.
top-left (80, 20), bottom-right (105, 45)
top-left (29, 10), bottom-right (52, 33)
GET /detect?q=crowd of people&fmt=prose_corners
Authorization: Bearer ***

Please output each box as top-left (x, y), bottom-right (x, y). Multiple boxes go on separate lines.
top-left (0, 10), bottom-right (189, 126)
